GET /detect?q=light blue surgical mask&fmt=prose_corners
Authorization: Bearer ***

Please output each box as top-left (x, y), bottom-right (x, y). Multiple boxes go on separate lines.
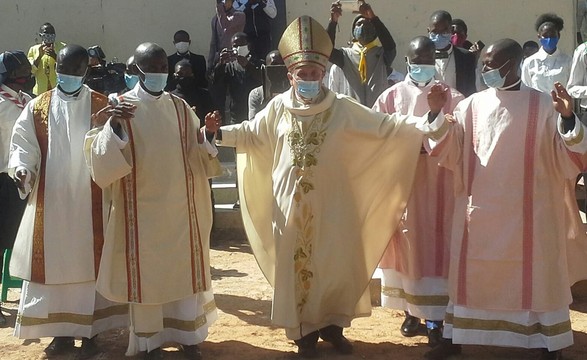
top-left (56, 73), bottom-right (84, 93)
top-left (408, 62), bottom-right (437, 84)
top-left (481, 60), bottom-right (510, 89)
top-left (429, 32), bottom-right (452, 50)
top-left (540, 37), bottom-right (559, 53)
top-left (125, 73), bottom-right (139, 89)
top-left (136, 65), bottom-right (168, 93)
top-left (295, 78), bottom-right (321, 100)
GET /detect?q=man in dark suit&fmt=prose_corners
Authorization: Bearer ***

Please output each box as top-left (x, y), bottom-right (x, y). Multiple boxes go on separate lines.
top-left (428, 10), bottom-right (477, 97)
top-left (166, 30), bottom-right (208, 91)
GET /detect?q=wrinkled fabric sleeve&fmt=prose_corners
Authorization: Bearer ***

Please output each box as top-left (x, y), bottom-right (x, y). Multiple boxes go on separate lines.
top-left (84, 119), bottom-right (132, 189)
top-left (567, 45), bottom-right (587, 103)
top-left (8, 103), bottom-right (40, 179)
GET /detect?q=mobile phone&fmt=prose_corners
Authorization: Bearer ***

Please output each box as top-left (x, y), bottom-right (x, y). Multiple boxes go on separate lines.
top-left (339, 0), bottom-right (359, 13)
top-left (476, 40), bottom-right (485, 51)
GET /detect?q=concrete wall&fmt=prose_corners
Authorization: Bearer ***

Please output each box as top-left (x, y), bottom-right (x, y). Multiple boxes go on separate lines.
top-left (0, 0), bottom-right (579, 69)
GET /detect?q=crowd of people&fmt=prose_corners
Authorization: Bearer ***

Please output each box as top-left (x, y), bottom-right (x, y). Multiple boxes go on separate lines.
top-left (2, 1), bottom-right (587, 360)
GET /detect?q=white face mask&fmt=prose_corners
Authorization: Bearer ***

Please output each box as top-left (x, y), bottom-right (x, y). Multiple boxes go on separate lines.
top-left (236, 45), bottom-right (249, 57)
top-left (175, 42), bottom-right (190, 54)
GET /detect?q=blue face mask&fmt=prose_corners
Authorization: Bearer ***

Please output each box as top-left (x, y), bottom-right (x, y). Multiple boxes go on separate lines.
top-left (429, 32), bottom-right (452, 50)
top-left (56, 73), bottom-right (84, 93)
top-left (295, 78), bottom-right (321, 100)
top-left (540, 37), bottom-right (559, 53)
top-left (481, 60), bottom-right (510, 89)
top-left (136, 65), bottom-right (167, 93)
top-left (408, 63), bottom-right (437, 84)
top-left (125, 73), bottom-right (139, 89)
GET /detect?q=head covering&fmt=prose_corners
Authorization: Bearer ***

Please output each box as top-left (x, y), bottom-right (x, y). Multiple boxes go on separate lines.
top-left (279, 16), bottom-right (333, 71)
top-left (0, 51), bottom-right (27, 85)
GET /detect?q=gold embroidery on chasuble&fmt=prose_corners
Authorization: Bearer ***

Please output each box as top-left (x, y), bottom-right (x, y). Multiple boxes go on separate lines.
top-left (120, 118), bottom-right (141, 303)
top-left (31, 90), bottom-right (53, 284)
top-left (286, 108), bottom-right (331, 314)
top-left (90, 91), bottom-right (108, 278)
top-left (30, 90), bottom-right (107, 284)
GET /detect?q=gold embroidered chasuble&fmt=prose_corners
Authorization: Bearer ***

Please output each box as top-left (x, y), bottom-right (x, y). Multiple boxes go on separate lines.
top-left (220, 88), bottom-right (424, 330)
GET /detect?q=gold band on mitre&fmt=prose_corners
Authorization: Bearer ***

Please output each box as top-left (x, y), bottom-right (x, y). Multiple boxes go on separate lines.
top-left (278, 16), bottom-right (333, 71)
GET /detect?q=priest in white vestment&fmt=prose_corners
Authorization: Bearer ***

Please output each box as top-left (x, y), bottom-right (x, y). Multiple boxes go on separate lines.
top-left (84, 42), bottom-right (222, 360)
top-left (373, 36), bottom-right (464, 346)
top-left (9, 45), bottom-right (128, 358)
top-left (420, 39), bottom-right (587, 360)
top-left (216, 16), bottom-right (448, 358)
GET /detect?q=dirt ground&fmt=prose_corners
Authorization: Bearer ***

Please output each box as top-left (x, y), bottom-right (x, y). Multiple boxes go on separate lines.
top-left (2, 229), bottom-right (587, 360)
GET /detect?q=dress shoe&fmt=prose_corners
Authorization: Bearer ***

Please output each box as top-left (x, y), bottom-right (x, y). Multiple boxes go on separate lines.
top-left (144, 347), bottom-right (164, 360)
top-left (400, 312), bottom-right (422, 337)
top-left (44, 337), bottom-right (75, 356)
top-left (319, 325), bottom-right (353, 355)
top-left (294, 331), bottom-right (319, 358)
top-left (427, 328), bottom-right (443, 348)
top-left (540, 349), bottom-right (563, 360)
top-left (424, 339), bottom-right (462, 360)
top-left (78, 337), bottom-right (101, 359)
top-left (181, 344), bottom-right (203, 360)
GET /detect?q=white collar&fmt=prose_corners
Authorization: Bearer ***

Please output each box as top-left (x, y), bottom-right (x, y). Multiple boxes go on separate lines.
top-left (56, 84), bottom-right (88, 102)
top-left (536, 47), bottom-right (561, 60)
top-left (135, 83), bottom-right (165, 101)
top-left (406, 76), bottom-right (435, 88)
top-left (436, 45), bottom-right (454, 56)
top-left (281, 88), bottom-right (335, 116)
top-left (0, 84), bottom-right (20, 98)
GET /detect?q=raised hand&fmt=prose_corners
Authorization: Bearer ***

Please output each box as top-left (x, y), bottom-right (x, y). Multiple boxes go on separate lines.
top-left (358, 1), bottom-right (375, 19)
top-left (91, 105), bottom-right (113, 128)
top-left (330, 2), bottom-right (342, 22)
top-left (205, 110), bottom-right (222, 133)
top-left (551, 82), bottom-right (574, 118)
top-left (427, 83), bottom-right (448, 115)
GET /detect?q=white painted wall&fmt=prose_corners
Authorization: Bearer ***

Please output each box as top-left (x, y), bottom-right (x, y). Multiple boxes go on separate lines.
top-left (0, 0), bottom-right (579, 69)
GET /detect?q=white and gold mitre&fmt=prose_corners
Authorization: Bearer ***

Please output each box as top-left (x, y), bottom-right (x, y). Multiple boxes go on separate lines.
top-left (278, 15), bottom-right (333, 71)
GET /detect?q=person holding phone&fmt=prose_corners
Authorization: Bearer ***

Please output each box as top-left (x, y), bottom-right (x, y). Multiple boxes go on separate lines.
top-left (27, 23), bottom-right (66, 95)
top-left (327, 1), bottom-right (397, 108)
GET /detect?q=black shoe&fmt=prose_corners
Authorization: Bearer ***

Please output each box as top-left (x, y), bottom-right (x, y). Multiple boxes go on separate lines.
top-left (424, 339), bottom-right (462, 360)
top-left (294, 331), bottom-right (319, 358)
top-left (540, 349), bottom-right (563, 360)
top-left (0, 310), bottom-right (6, 326)
top-left (77, 337), bottom-right (101, 359)
top-left (181, 344), bottom-right (203, 360)
top-left (144, 347), bottom-right (164, 360)
top-left (319, 325), bottom-right (353, 355)
top-left (427, 328), bottom-right (443, 348)
top-left (44, 337), bottom-right (75, 356)
top-left (400, 312), bottom-right (422, 337)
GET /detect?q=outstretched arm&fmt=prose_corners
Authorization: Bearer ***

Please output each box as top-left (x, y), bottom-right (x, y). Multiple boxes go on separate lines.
top-left (327, 1), bottom-right (345, 68)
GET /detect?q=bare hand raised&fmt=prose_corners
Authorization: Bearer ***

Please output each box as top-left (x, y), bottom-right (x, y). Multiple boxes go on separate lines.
top-left (91, 105), bottom-right (113, 128)
top-left (427, 84), bottom-right (448, 115)
top-left (551, 82), bottom-right (574, 118)
top-left (110, 102), bottom-right (136, 129)
top-left (205, 110), bottom-right (222, 134)
top-left (358, 1), bottom-right (375, 19)
top-left (330, 2), bottom-right (342, 22)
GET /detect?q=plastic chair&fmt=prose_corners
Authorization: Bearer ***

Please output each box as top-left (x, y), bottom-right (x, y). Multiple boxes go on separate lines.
top-left (1, 249), bottom-right (22, 302)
